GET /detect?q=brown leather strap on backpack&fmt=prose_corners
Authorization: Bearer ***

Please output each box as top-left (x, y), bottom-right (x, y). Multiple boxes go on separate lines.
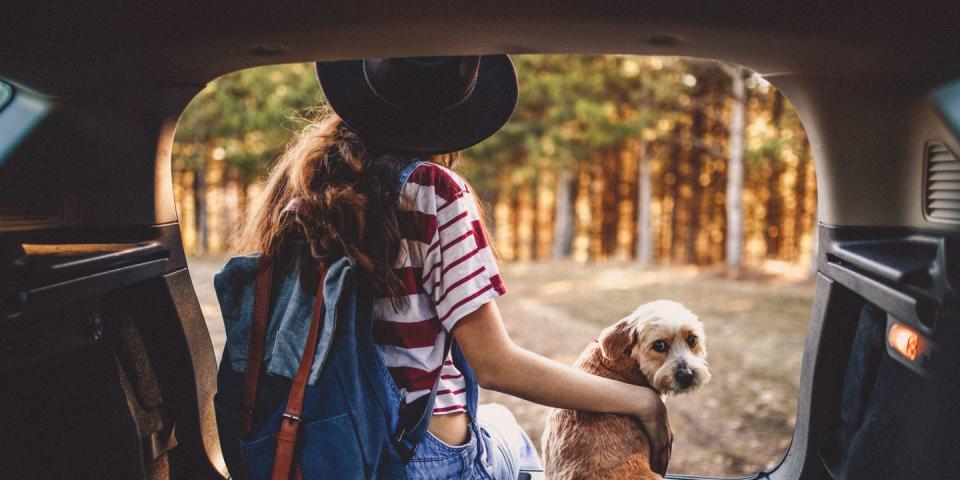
top-left (241, 257), bottom-right (275, 437)
top-left (271, 267), bottom-right (327, 480)
top-left (240, 254), bottom-right (327, 479)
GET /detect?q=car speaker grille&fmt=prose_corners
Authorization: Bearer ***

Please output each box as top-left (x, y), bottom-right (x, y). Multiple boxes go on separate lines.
top-left (925, 142), bottom-right (960, 223)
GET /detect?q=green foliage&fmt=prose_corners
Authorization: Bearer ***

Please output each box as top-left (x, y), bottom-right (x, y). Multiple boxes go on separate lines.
top-left (173, 55), bottom-right (799, 192)
top-left (172, 55), bottom-right (814, 264)
top-left (462, 55), bottom-right (698, 193)
top-left (174, 63), bottom-right (323, 178)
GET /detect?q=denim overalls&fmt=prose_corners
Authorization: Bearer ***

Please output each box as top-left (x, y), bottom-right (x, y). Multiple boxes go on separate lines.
top-left (213, 161), bottom-right (536, 479)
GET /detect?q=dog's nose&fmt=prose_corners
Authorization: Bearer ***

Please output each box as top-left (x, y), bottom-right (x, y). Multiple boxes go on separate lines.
top-left (675, 367), bottom-right (694, 388)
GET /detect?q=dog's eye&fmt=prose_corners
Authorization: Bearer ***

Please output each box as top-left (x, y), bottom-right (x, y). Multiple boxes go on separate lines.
top-left (687, 335), bottom-right (697, 348)
top-left (652, 340), bottom-right (668, 353)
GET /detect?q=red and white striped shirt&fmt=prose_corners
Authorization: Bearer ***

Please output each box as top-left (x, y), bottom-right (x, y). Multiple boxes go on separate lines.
top-left (372, 162), bottom-right (506, 415)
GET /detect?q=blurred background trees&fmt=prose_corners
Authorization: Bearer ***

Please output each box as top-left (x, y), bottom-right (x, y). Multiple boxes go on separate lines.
top-left (180, 56), bottom-right (816, 476)
top-left (173, 55), bottom-right (815, 271)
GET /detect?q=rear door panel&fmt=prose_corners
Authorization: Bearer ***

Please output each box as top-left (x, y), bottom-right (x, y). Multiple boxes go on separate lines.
top-left (0, 84), bottom-right (225, 479)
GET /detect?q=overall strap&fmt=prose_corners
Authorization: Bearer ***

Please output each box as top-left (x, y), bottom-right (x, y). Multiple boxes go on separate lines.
top-left (395, 159), bottom-right (425, 196)
top-left (271, 266), bottom-right (328, 480)
top-left (395, 331), bottom-right (455, 460)
top-left (240, 256), bottom-right (275, 436)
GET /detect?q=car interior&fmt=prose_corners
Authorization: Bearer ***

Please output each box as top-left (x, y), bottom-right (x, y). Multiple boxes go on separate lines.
top-left (1, 2), bottom-right (958, 479)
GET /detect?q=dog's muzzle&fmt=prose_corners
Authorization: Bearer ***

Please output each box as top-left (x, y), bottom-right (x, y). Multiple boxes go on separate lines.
top-left (675, 364), bottom-right (695, 389)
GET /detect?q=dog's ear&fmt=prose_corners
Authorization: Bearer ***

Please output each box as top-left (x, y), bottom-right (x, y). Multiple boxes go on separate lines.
top-left (598, 318), bottom-right (636, 359)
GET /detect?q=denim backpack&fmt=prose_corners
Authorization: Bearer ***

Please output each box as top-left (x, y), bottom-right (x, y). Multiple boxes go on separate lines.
top-left (212, 161), bottom-right (479, 479)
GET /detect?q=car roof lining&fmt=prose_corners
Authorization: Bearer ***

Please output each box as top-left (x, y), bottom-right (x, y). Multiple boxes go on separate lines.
top-left (2, 2), bottom-right (959, 233)
top-left (2, 1), bottom-right (960, 96)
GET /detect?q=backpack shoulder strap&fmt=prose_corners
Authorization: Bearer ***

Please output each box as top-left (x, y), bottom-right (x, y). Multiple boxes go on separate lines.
top-left (271, 266), bottom-right (328, 480)
top-left (239, 255), bottom-right (329, 479)
top-left (240, 256), bottom-right (274, 436)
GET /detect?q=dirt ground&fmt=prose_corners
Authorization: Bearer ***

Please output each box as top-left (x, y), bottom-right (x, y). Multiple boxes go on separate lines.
top-left (188, 256), bottom-right (813, 478)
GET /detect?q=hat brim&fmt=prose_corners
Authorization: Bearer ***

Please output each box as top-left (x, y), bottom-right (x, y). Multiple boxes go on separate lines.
top-left (315, 55), bottom-right (518, 155)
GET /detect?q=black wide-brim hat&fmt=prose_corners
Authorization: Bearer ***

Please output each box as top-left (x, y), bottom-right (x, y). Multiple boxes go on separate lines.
top-left (315, 55), bottom-right (518, 155)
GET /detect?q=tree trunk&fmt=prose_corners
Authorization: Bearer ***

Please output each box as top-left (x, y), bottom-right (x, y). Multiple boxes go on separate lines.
top-left (765, 164), bottom-right (784, 258)
top-left (192, 161), bottom-right (208, 254)
top-left (792, 154), bottom-right (809, 261)
top-left (667, 124), bottom-right (685, 263)
top-left (589, 160), bottom-right (604, 260)
top-left (765, 93), bottom-right (786, 259)
top-left (511, 188), bottom-right (522, 261)
top-left (600, 151), bottom-right (621, 259)
top-left (529, 178), bottom-right (540, 261)
top-left (708, 105), bottom-right (728, 264)
top-left (636, 143), bottom-right (654, 265)
top-left (655, 144), bottom-right (671, 261)
top-left (724, 65), bottom-right (746, 269)
top-left (220, 163), bottom-right (232, 254)
top-left (574, 164), bottom-right (593, 261)
top-left (685, 87), bottom-right (708, 264)
top-left (551, 168), bottom-right (576, 259)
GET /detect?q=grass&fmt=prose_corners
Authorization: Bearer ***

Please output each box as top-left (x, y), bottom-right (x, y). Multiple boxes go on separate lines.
top-left (188, 256), bottom-right (814, 478)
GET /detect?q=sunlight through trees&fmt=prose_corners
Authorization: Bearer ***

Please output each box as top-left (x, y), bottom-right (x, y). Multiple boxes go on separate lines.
top-left (173, 56), bottom-right (815, 271)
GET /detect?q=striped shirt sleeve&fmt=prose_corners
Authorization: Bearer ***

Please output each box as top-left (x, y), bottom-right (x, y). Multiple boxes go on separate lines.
top-left (408, 164), bottom-right (506, 332)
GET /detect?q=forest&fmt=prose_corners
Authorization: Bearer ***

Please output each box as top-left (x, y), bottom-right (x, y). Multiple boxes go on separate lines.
top-left (178, 56), bottom-right (817, 475)
top-left (172, 55), bottom-right (816, 270)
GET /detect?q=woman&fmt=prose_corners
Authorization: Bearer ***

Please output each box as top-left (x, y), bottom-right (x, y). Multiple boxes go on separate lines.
top-left (227, 55), bottom-right (671, 479)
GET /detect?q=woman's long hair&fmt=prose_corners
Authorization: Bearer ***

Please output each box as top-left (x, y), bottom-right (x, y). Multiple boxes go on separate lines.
top-left (234, 107), bottom-right (457, 297)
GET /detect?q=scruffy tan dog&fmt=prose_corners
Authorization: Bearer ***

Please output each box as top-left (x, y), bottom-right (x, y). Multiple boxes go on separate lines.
top-left (542, 300), bottom-right (711, 480)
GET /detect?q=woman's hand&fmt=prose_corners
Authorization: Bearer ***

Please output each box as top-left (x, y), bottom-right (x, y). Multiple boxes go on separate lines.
top-left (630, 386), bottom-right (673, 476)
top-left (453, 301), bottom-right (673, 474)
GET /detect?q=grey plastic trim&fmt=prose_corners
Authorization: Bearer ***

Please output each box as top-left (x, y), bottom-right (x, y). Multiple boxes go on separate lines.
top-left (0, 87), bottom-right (49, 169)
top-left (922, 141), bottom-right (960, 225)
top-left (0, 81), bottom-right (12, 111)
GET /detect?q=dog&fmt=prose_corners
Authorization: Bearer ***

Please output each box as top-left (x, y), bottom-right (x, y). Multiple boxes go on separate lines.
top-left (542, 300), bottom-right (711, 480)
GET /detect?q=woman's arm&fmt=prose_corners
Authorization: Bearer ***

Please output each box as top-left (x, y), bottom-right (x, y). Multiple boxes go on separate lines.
top-left (451, 300), bottom-right (672, 475)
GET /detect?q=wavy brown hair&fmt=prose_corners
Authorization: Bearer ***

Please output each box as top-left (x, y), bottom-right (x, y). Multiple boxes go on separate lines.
top-left (234, 108), bottom-right (458, 297)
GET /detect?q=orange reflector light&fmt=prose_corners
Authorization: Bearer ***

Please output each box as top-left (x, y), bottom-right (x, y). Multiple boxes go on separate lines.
top-left (888, 323), bottom-right (919, 362)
